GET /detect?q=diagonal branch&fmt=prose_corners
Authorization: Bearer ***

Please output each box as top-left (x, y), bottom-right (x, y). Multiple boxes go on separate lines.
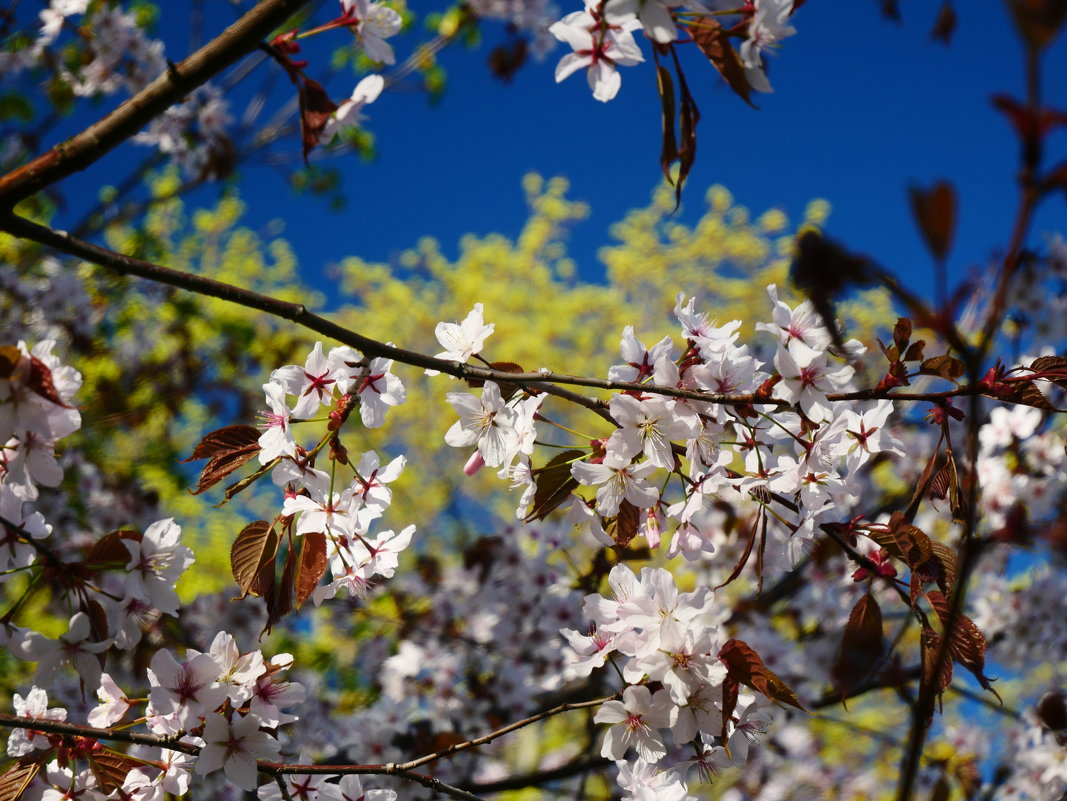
top-left (0, 214), bottom-right (1010, 416)
top-left (0, 0), bottom-right (314, 211)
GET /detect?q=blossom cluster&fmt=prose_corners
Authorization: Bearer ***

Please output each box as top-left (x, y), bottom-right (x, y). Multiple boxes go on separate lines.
top-left (548, 0), bottom-right (798, 101)
top-left (259, 341), bottom-right (413, 604)
top-left (441, 289), bottom-right (904, 573)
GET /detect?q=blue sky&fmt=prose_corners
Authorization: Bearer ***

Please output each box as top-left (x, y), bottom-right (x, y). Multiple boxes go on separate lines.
top-left (30, 1), bottom-right (1067, 304)
top-left (255, 1), bottom-right (1066, 305)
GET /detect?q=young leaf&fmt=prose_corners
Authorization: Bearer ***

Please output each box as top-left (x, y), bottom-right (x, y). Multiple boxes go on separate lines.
top-left (88, 750), bottom-right (147, 793)
top-left (920, 354), bottom-right (965, 381)
top-left (231, 521), bottom-right (279, 599)
top-left (0, 757), bottom-right (45, 801)
top-left (909, 181), bottom-right (956, 262)
top-left (920, 626), bottom-right (954, 705)
top-left (691, 19), bottom-right (757, 109)
top-left (295, 531), bottom-right (328, 607)
top-left (656, 63), bottom-right (678, 186)
top-left (183, 425), bottom-right (262, 496)
top-left (831, 592), bottom-right (886, 695)
top-left (925, 590), bottom-right (996, 691)
top-left (525, 450), bottom-right (583, 522)
top-left (299, 78), bottom-right (338, 164)
top-left (719, 639), bottom-right (806, 711)
top-left (604, 499), bottom-right (640, 548)
top-left (87, 529), bottom-right (142, 567)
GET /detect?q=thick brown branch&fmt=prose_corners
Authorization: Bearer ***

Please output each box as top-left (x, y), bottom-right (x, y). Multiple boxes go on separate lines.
top-left (0, 0), bottom-right (313, 210)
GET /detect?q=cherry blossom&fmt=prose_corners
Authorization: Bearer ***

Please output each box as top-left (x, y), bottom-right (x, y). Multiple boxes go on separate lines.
top-left (195, 712), bottom-right (280, 791)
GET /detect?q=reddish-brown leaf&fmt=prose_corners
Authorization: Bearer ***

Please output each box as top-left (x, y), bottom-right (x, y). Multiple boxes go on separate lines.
top-left (691, 19), bottom-right (756, 108)
top-left (264, 544), bottom-right (296, 635)
top-left (183, 424), bottom-right (261, 462)
top-left (231, 521), bottom-right (279, 599)
top-left (720, 673), bottom-right (740, 748)
top-left (929, 2), bottom-right (957, 43)
top-left (1005, 0), bottom-right (1067, 49)
top-left (831, 592), bottom-right (885, 694)
top-left (487, 38), bottom-right (527, 82)
top-left (920, 354), bottom-right (965, 381)
top-left (893, 317), bottom-right (912, 351)
top-left (604, 500), bottom-right (640, 549)
top-left (674, 72), bottom-right (700, 211)
top-left (28, 356), bottom-right (74, 408)
top-left (488, 361), bottom-right (525, 401)
top-left (909, 181), bottom-right (956, 262)
top-left (295, 532), bottom-right (328, 608)
top-left (920, 626), bottom-right (954, 702)
top-left (0, 758), bottom-right (44, 801)
top-left (653, 64), bottom-right (678, 187)
top-left (1003, 379), bottom-right (1060, 411)
top-left (525, 450), bottom-right (583, 522)
top-left (299, 78), bottom-right (338, 163)
top-left (925, 590), bottom-right (996, 691)
top-left (924, 540), bottom-right (959, 595)
top-left (87, 529), bottom-right (142, 567)
top-left (904, 340), bottom-right (927, 362)
top-left (656, 63), bottom-right (678, 186)
top-left (184, 425), bottom-right (262, 496)
top-left (88, 750), bottom-right (148, 793)
top-left (719, 639), bottom-right (806, 711)
top-left (1029, 355), bottom-right (1067, 388)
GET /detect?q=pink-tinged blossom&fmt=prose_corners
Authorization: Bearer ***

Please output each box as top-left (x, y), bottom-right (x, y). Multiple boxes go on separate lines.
top-left (248, 658), bottom-right (306, 728)
top-left (322, 74), bottom-right (385, 140)
top-left (607, 394), bottom-right (697, 470)
top-left (195, 712), bottom-right (279, 791)
top-left (571, 452), bottom-right (659, 516)
top-left (444, 382), bottom-right (518, 468)
top-left (755, 284), bottom-right (832, 351)
top-left (561, 626), bottom-right (617, 676)
top-left (608, 326), bottom-right (674, 384)
top-left (147, 649), bottom-right (228, 731)
top-left (257, 382), bottom-right (296, 465)
top-left (772, 340), bottom-right (855, 423)
top-left (594, 684), bottom-right (672, 762)
top-left (674, 294), bottom-right (742, 354)
top-left (1, 429), bottom-right (63, 501)
top-left (257, 754), bottom-right (332, 801)
top-left (615, 758), bottom-right (688, 801)
top-left (199, 632), bottom-right (267, 705)
top-left (283, 484), bottom-right (362, 538)
top-left (351, 450), bottom-right (406, 510)
top-left (341, 0), bottom-right (402, 64)
top-left (0, 340), bottom-right (81, 443)
top-left (88, 672), bottom-right (132, 728)
top-left (428, 303), bottom-right (495, 373)
top-left (335, 774), bottom-right (398, 801)
top-left (842, 400), bottom-right (905, 473)
top-left (7, 687), bottom-right (66, 757)
top-left (271, 342), bottom-right (340, 419)
top-left (21, 611), bottom-right (110, 690)
top-left (0, 484), bottom-right (50, 572)
top-left (549, 7), bottom-right (644, 102)
top-left (634, 626), bottom-right (725, 705)
top-left (740, 0), bottom-right (797, 93)
top-left (603, 0), bottom-right (678, 43)
top-left (124, 518), bottom-right (195, 617)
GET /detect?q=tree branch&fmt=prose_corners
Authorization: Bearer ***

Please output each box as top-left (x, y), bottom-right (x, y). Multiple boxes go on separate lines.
top-left (0, 0), bottom-right (314, 210)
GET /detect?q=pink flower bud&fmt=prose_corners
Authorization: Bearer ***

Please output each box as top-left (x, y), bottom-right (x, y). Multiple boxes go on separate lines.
top-left (463, 451), bottom-right (485, 476)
